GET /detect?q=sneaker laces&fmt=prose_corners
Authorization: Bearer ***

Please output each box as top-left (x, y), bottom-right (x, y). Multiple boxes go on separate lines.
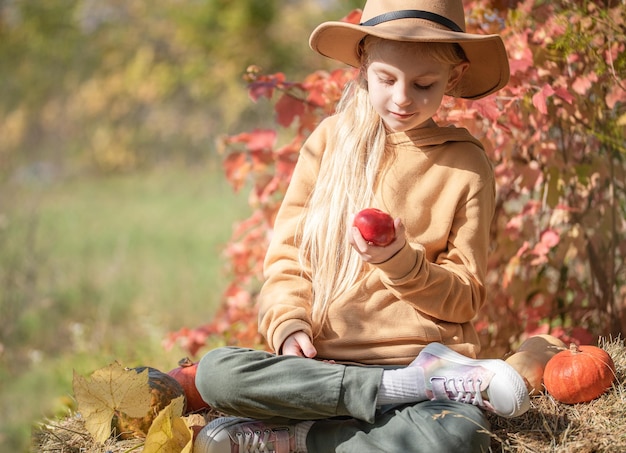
top-left (233, 426), bottom-right (291, 453)
top-left (235, 429), bottom-right (268, 452)
top-left (429, 376), bottom-right (488, 408)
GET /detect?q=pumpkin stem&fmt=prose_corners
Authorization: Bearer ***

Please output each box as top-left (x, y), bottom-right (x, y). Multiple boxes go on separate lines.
top-left (569, 343), bottom-right (580, 354)
top-left (178, 357), bottom-right (195, 367)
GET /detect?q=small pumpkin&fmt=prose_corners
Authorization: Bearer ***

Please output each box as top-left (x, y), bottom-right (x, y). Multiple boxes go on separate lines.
top-left (505, 351), bottom-right (545, 396)
top-left (518, 334), bottom-right (567, 367)
top-left (543, 343), bottom-right (616, 404)
top-left (167, 357), bottom-right (210, 413)
top-left (112, 366), bottom-right (186, 439)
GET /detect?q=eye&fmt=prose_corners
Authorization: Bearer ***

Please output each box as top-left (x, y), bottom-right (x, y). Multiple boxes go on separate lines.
top-left (378, 77), bottom-right (394, 85)
top-left (415, 83), bottom-right (434, 90)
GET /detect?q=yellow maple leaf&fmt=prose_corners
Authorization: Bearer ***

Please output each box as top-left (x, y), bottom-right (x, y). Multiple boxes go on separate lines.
top-left (73, 362), bottom-right (152, 443)
top-left (143, 396), bottom-right (192, 453)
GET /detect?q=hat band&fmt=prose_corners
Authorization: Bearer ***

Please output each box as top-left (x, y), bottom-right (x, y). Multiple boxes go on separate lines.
top-left (360, 10), bottom-right (463, 33)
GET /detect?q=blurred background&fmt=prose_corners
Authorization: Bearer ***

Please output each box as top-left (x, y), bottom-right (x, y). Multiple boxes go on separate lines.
top-left (0, 1), bottom-right (362, 450)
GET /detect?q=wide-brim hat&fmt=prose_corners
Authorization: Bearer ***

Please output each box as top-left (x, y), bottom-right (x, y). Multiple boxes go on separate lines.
top-left (309, 0), bottom-right (510, 99)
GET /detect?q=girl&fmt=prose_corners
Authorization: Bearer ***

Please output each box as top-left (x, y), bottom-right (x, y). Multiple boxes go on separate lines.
top-left (195, 1), bottom-right (529, 452)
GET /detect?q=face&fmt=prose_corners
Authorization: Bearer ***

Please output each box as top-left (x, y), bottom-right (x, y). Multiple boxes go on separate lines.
top-left (366, 42), bottom-right (467, 132)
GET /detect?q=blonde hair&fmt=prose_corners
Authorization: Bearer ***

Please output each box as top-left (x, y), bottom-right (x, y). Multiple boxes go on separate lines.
top-left (299, 38), bottom-right (468, 331)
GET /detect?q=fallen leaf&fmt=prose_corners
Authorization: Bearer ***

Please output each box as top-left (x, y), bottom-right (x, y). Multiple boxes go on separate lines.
top-left (73, 362), bottom-right (152, 443)
top-left (143, 396), bottom-right (192, 453)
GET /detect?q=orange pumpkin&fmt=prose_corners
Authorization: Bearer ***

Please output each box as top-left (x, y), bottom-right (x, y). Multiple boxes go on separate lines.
top-left (543, 343), bottom-right (616, 404)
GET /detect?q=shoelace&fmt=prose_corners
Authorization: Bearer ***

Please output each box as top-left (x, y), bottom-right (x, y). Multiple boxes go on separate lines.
top-left (430, 376), bottom-right (486, 407)
top-left (235, 429), bottom-right (271, 452)
top-left (233, 427), bottom-right (291, 453)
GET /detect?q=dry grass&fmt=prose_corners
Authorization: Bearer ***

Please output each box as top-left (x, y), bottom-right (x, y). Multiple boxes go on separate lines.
top-left (34, 337), bottom-right (626, 452)
top-left (32, 410), bottom-right (223, 453)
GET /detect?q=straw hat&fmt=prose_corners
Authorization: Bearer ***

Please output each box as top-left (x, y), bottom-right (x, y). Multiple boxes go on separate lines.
top-left (309, 0), bottom-right (510, 99)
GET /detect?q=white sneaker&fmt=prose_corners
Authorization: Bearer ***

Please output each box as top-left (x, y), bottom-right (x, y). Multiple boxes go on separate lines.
top-left (194, 417), bottom-right (304, 453)
top-left (413, 343), bottom-right (530, 418)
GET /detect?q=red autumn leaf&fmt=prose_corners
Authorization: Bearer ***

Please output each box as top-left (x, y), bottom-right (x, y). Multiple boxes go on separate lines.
top-left (540, 229), bottom-right (560, 248)
top-left (571, 73), bottom-right (598, 95)
top-left (163, 326), bottom-right (212, 357)
top-left (305, 81), bottom-right (329, 109)
top-left (532, 84), bottom-right (555, 115)
top-left (248, 81), bottom-right (276, 102)
top-left (507, 32), bottom-right (534, 75)
top-left (275, 154), bottom-right (297, 180)
top-left (275, 93), bottom-right (306, 127)
top-left (257, 176), bottom-right (281, 204)
top-left (246, 129), bottom-right (276, 152)
top-left (553, 87), bottom-right (575, 104)
top-left (224, 284), bottom-right (252, 309)
top-left (222, 152), bottom-right (251, 192)
top-left (340, 9), bottom-right (362, 24)
top-left (248, 72), bottom-right (287, 101)
top-left (472, 98), bottom-right (502, 123)
top-left (519, 160), bottom-right (543, 190)
top-left (299, 108), bottom-right (323, 134)
top-left (225, 131), bottom-right (251, 145)
top-left (529, 229), bottom-right (560, 266)
top-left (606, 83), bottom-right (626, 109)
top-left (249, 149), bottom-right (274, 170)
top-left (515, 241), bottom-right (531, 258)
top-left (569, 327), bottom-right (596, 345)
top-left (530, 246), bottom-right (550, 265)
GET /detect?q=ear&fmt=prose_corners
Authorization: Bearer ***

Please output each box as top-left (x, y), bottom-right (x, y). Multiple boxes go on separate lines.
top-left (446, 62), bottom-right (470, 91)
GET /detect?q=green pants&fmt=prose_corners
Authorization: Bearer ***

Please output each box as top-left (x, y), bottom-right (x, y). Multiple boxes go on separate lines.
top-left (196, 347), bottom-right (491, 453)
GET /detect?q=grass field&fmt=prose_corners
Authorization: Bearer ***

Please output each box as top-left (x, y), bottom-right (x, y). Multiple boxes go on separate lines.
top-left (0, 161), bottom-right (250, 452)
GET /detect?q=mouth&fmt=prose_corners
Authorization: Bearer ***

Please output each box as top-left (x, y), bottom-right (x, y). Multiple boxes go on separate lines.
top-left (390, 111), bottom-right (415, 120)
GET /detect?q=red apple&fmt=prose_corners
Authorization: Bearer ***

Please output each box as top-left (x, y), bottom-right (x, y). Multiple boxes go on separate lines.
top-left (353, 208), bottom-right (395, 246)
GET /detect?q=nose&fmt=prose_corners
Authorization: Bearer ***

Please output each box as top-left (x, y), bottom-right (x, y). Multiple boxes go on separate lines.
top-left (392, 82), bottom-right (412, 107)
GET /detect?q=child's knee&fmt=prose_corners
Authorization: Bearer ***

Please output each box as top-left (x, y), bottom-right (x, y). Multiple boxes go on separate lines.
top-left (195, 346), bottom-right (244, 406)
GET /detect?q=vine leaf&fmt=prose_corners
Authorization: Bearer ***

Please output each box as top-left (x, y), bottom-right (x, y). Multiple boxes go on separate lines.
top-left (143, 396), bottom-right (191, 453)
top-left (72, 362), bottom-right (151, 443)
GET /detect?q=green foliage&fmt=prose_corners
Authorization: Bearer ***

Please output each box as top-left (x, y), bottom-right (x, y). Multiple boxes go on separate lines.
top-left (0, 0), bottom-right (343, 174)
top-left (0, 0), bottom-right (84, 108)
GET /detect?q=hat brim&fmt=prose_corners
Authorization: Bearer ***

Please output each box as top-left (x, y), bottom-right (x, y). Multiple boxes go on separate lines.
top-left (309, 21), bottom-right (510, 100)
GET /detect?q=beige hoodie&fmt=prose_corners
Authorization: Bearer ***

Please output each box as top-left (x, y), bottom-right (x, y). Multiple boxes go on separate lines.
top-left (259, 114), bottom-right (495, 365)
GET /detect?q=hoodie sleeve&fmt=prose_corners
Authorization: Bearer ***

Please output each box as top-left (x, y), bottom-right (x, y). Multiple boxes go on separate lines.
top-left (257, 117), bottom-right (332, 353)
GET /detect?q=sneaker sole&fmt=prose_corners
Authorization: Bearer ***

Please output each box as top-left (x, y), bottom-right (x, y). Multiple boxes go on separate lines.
top-left (422, 342), bottom-right (530, 418)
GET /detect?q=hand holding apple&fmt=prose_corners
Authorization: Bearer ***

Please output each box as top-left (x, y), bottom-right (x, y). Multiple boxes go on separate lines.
top-left (353, 208), bottom-right (395, 246)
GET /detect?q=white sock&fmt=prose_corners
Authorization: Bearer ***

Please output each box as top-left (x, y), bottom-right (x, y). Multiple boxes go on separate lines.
top-left (376, 366), bottom-right (428, 406)
top-left (294, 420), bottom-right (314, 452)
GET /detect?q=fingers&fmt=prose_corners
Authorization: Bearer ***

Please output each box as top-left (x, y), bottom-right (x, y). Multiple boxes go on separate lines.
top-left (394, 217), bottom-right (405, 235)
top-left (349, 225), bottom-right (367, 249)
top-left (348, 216), bottom-right (406, 264)
top-left (281, 331), bottom-right (317, 358)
